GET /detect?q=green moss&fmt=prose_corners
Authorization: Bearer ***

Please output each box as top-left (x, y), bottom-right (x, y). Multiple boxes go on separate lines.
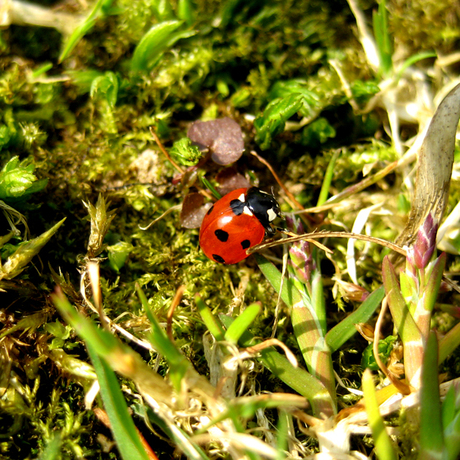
top-left (0, 0), bottom-right (459, 457)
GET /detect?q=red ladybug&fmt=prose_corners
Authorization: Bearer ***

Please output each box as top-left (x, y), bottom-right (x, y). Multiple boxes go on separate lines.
top-left (199, 187), bottom-right (281, 264)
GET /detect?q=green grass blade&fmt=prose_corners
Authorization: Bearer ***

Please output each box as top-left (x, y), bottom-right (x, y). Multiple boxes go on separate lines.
top-left (196, 293), bottom-right (226, 341)
top-left (372, 0), bottom-right (392, 76)
top-left (326, 286), bottom-right (385, 352)
top-left (255, 254), bottom-right (302, 307)
top-left (362, 369), bottom-right (397, 460)
top-left (52, 289), bottom-right (152, 460)
top-left (59, 0), bottom-right (112, 62)
top-left (224, 302), bottom-right (261, 344)
top-left (419, 332), bottom-right (444, 460)
top-left (86, 343), bottom-right (151, 460)
top-left (317, 149), bottom-right (340, 206)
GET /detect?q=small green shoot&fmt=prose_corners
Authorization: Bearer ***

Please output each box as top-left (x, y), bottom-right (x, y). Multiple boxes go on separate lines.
top-left (130, 21), bottom-right (195, 72)
top-left (38, 433), bottom-right (62, 460)
top-left (0, 156), bottom-right (48, 202)
top-left (59, 0), bottom-right (115, 62)
top-left (90, 71), bottom-right (119, 108)
top-left (170, 137), bottom-right (203, 166)
top-left (254, 92), bottom-right (319, 150)
top-left (107, 241), bottom-right (133, 272)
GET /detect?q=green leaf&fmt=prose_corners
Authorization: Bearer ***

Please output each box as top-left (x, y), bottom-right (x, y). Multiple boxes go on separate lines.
top-left (154, 0), bottom-right (175, 20)
top-left (68, 69), bottom-right (105, 93)
top-left (131, 403), bottom-right (210, 460)
top-left (86, 343), bottom-right (151, 460)
top-left (395, 51), bottom-right (437, 83)
top-left (130, 21), bottom-right (194, 72)
top-left (326, 286), bottom-right (385, 352)
top-left (268, 79), bottom-right (312, 99)
top-left (31, 63), bottom-right (53, 79)
top-left (442, 385), bottom-right (457, 429)
top-left (443, 385), bottom-right (460, 460)
top-left (300, 117), bottom-right (336, 148)
top-left (255, 254), bottom-right (303, 307)
top-left (0, 125), bottom-right (12, 149)
top-left (44, 320), bottom-right (71, 340)
top-left (422, 253), bottom-right (446, 314)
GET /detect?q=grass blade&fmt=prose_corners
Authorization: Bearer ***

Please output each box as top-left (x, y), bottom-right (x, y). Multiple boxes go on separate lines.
top-left (362, 369), bottom-right (397, 460)
top-left (419, 332), bottom-right (444, 459)
top-left (326, 286), bottom-right (385, 352)
top-left (86, 343), bottom-right (151, 460)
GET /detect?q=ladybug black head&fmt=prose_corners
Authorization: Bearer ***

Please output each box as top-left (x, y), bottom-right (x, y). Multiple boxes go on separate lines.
top-left (246, 187), bottom-right (281, 230)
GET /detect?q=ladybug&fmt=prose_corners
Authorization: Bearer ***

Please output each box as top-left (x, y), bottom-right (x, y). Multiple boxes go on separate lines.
top-left (199, 187), bottom-right (281, 264)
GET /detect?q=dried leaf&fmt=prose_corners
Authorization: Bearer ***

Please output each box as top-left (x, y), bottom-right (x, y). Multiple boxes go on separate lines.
top-left (215, 167), bottom-right (251, 196)
top-left (187, 117), bottom-right (244, 165)
top-left (180, 193), bottom-right (212, 229)
top-left (395, 83), bottom-right (460, 249)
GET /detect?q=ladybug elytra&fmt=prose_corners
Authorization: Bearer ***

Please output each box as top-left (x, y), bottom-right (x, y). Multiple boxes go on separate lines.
top-left (199, 187), bottom-right (281, 264)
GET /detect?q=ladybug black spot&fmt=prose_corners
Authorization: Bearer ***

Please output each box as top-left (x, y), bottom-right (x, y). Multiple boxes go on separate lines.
top-left (206, 205), bottom-right (214, 216)
top-left (215, 229), bottom-right (229, 242)
top-left (230, 199), bottom-right (245, 216)
top-left (241, 239), bottom-right (251, 250)
top-left (213, 254), bottom-right (226, 264)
